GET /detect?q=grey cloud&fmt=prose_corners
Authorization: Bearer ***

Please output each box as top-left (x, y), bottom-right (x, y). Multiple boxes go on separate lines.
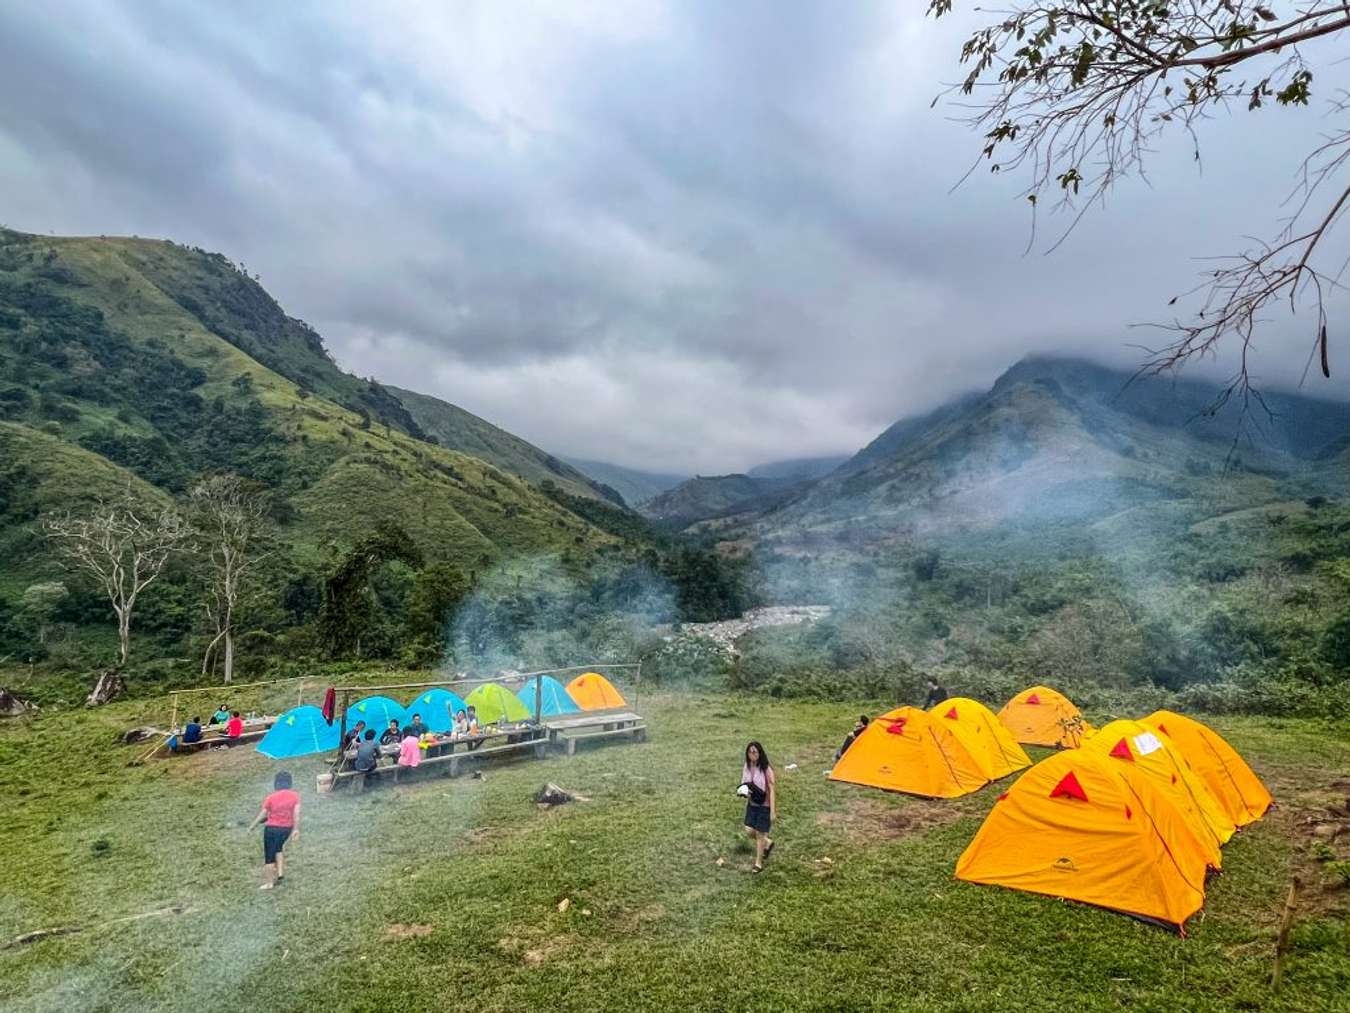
top-left (1, 1), bottom-right (1345, 474)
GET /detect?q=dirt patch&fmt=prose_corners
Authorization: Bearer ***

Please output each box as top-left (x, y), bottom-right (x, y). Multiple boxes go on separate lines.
top-left (815, 796), bottom-right (966, 842)
top-left (616, 902), bottom-right (666, 933)
top-left (1257, 766), bottom-right (1350, 920)
top-left (384, 923), bottom-right (433, 941)
top-left (498, 932), bottom-right (579, 967)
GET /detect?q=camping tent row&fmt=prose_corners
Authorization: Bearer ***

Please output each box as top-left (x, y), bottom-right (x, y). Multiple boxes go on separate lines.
top-left (257, 672), bottom-right (627, 760)
top-left (830, 697), bottom-right (1033, 798)
top-left (956, 710), bottom-right (1272, 930)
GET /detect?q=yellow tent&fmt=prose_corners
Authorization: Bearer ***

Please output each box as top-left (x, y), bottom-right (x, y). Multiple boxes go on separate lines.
top-left (997, 685), bottom-right (1095, 748)
top-left (829, 707), bottom-right (989, 798)
top-left (955, 750), bottom-right (1210, 929)
top-left (1143, 710), bottom-right (1271, 827)
top-left (565, 671), bottom-right (627, 711)
top-left (1080, 719), bottom-right (1234, 867)
top-left (929, 697), bottom-right (1031, 781)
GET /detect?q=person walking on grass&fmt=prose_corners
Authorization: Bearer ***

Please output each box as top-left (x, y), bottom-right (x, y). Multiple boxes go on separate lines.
top-left (740, 741), bottom-right (776, 873)
top-left (248, 770), bottom-right (300, 890)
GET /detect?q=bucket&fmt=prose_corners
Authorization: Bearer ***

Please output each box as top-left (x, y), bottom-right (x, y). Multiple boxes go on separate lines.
top-left (316, 773), bottom-right (333, 795)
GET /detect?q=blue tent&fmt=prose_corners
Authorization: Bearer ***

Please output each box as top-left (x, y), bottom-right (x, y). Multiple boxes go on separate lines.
top-left (345, 695), bottom-right (408, 735)
top-left (516, 675), bottom-right (581, 719)
top-left (407, 688), bottom-right (469, 733)
top-left (257, 705), bottom-right (340, 759)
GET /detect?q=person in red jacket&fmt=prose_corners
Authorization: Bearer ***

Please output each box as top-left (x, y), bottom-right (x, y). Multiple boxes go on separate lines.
top-left (248, 771), bottom-right (301, 889)
top-left (225, 711), bottom-right (244, 738)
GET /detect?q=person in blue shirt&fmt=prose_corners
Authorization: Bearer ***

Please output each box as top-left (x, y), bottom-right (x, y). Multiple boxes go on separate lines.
top-left (183, 717), bottom-right (203, 744)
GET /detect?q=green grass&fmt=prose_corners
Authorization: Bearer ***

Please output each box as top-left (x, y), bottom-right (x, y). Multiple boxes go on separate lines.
top-left (1, 689), bottom-right (1346, 1012)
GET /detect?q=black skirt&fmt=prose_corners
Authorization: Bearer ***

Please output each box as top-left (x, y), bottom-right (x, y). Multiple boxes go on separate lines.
top-left (744, 802), bottom-right (771, 834)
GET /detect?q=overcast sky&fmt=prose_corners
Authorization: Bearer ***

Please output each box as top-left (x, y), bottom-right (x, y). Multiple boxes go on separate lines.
top-left (2, 2), bottom-right (1346, 473)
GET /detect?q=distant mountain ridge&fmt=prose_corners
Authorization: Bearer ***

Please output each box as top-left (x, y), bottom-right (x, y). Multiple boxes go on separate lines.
top-left (747, 455), bottom-right (849, 480)
top-left (742, 355), bottom-right (1350, 546)
top-left (640, 473), bottom-right (807, 526)
top-left (563, 458), bottom-right (688, 507)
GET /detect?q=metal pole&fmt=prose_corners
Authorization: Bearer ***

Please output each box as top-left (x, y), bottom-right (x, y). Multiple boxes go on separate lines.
top-left (169, 693), bottom-right (179, 732)
top-left (534, 672), bottom-right (542, 724)
top-left (634, 659), bottom-right (643, 714)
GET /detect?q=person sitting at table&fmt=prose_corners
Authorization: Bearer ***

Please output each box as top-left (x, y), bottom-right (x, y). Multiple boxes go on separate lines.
top-left (183, 716), bottom-right (203, 744)
top-left (397, 728), bottom-right (422, 776)
top-left (209, 703), bottom-right (230, 726)
top-left (354, 729), bottom-right (381, 780)
top-left (452, 709), bottom-right (469, 737)
top-left (466, 706), bottom-right (484, 751)
top-left (379, 719), bottom-right (401, 746)
top-left (406, 712), bottom-right (428, 739)
top-left (341, 720), bottom-right (366, 752)
top-left (226, 711), bottom-right (244, 738)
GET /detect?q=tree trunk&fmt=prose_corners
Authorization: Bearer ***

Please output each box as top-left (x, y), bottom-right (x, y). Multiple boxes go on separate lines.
top-left (86, 669), bottom-right (126, 707)
top-left (117, 610), bottom-right (131, 667)
top-left (223, 629), bottom-right (234, 684)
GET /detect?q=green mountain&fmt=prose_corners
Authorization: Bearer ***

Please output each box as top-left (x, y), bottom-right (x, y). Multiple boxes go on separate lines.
top-left (0, 227), bottom-right (616, 593)
top-left (389, 386), bottom-right (623, 505)
top-left (563, 458), bottom-right (688, 507)
top-left (641, 473), bottom-right (805, 526)
top-left (747, 456), bottom-right (849, 480)
top-left (761, 355), bottom-right (1350, 546)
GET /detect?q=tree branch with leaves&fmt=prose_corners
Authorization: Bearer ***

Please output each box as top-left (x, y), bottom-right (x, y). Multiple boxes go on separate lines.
top-left (929, 1), bottom-right (1350, 403)
top-left (44, 496), bottom-right (190, 667)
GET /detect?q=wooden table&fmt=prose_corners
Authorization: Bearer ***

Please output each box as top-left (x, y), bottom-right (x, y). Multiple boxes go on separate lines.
top-left (171, 716), bottom-right (276, 754)
top-left (334, 725), bottom-right (549, 791)
top-left (544, 711), bottom-right (647, 756)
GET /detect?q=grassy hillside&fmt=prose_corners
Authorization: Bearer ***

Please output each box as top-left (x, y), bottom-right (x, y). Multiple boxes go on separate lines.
top-left (390, 385), bottom-right (621, 505)
top-left (0, 228), bottom-right (633, 679)
top-left (564, 458), bottom-right (688, 507)
top-left (0, 687), bottom-right (1345, 1012)
top-left (0, 228), bottom-right (613, 565)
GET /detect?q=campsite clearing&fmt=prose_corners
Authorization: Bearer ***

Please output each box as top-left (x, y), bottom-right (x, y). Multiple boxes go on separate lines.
top-left (0, 689), bottom-right (1346, 1012)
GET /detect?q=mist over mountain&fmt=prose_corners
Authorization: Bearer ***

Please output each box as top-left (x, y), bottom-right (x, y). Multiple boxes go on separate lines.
top-left (747, 456), bottom-right (849, 480)
top-left (562, 458), bottom-right (689, 507)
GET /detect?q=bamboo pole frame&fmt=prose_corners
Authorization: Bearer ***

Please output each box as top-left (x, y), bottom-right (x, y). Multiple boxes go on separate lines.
top-left (331, 662), bottom-right (641, 767)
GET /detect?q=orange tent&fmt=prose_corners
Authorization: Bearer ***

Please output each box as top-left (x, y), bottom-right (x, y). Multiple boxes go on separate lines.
top-left (955, 750), bottom-right (1210, 929)
top-left (829, 707), bottom-right (989, 798)
top-left (929, 697), bottom-right (1031, 781)
top-left (1143, 710), bottom-right (1271, 827)
top-left (565, 671), bottom-right (627, 711)
top-left (1081, 719), bottom-right (1234, 867)
top-left (997, 685), bottom-right (1095, 748)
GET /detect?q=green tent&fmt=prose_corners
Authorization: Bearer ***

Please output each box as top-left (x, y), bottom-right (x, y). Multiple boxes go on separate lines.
top-left (465, 682), bottom-right (531, 725)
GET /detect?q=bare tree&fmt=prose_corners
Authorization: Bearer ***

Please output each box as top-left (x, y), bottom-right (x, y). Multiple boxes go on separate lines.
top-left (929, 2), bottom-right (1350, 403)
top-left (190, 474), bottom-right (269, 684)
top-left (44, 497), bottom-right (190, 667)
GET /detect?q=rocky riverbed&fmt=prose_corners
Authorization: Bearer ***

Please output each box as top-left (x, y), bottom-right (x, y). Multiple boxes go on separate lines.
top-left (675, 605), bottom-right (832, 656)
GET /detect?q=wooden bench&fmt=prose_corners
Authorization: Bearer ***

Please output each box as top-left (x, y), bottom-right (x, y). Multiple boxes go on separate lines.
top-left (557, 723), bottom-right (647, 756)
top-left (171, 728), bottom-right (269, 754)
top-left (332, 734), bottom-right (548, 792)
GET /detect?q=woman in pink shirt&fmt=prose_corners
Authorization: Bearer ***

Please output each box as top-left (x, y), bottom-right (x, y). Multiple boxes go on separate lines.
top-left (397, 730), bottom-right (421, 776)
top-left (248, 770), bottom-right (301, 889)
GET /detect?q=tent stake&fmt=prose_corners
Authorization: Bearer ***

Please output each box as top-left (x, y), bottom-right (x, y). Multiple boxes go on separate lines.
top-left (1271, 876), bottom-right (1299, 991)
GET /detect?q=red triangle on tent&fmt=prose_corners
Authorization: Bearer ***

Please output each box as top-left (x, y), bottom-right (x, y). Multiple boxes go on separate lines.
top-left (1125, 804), bottom-right (1132, 820)
top-left (1049, 770), bottom-right (1088, 802)
top-left (1108, 738), bottom-right (1133, 761)
top-left (997, 792), bottom-right (1009, 801)
top-left (1171, 773), bottom-right (1177, 784)
top-left (885, 718), bottom-right (907, 735)
top-left (1157, 722), bottom-right (1169, 735)
top-left (1026, 693), bottom-right (1041, 705)
top-left (944, 706), bottom-right (958, 719)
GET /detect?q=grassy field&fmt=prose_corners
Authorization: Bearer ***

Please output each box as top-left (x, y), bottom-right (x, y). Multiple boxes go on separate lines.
top-left (1, 687), bottom-right (1346, 1012)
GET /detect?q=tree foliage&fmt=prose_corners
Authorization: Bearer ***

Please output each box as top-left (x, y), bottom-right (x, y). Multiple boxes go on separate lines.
top-left (317, 523), bottom-right (424, 658)
top-left (930, 1), bottom-right (1350, 399)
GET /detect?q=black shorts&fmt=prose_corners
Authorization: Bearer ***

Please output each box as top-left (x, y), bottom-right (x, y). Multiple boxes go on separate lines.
top-left (744, 803), bottom-right (771, 834)
top-left (263, 825), bottom-right (292, 864)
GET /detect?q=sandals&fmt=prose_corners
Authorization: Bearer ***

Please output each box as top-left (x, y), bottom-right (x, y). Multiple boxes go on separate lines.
top-left (763, 840), bottom-right (775, 861)
top-left (751, 864), bottom-right (763, 874)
